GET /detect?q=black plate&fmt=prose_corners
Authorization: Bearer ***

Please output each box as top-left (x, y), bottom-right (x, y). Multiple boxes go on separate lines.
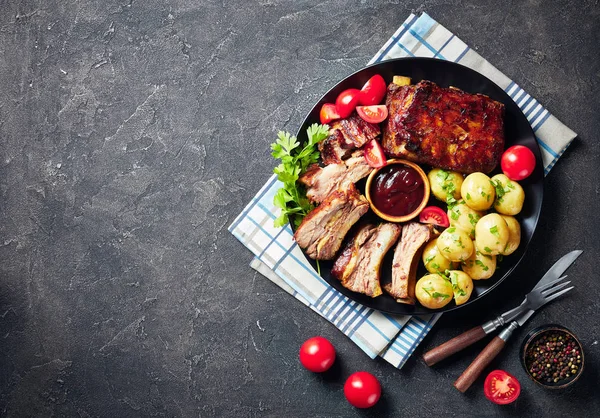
top-left (294, 57), bottom-right (544, 315)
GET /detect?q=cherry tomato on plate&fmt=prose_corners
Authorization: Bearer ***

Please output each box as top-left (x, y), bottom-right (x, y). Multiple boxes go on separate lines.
top-left (501, 145), bottom-right (536, 181)
top-left (356, 105), bottom-right (388, 124)
top-left (364, 139), bottom-right (387, 168)
top-left (335, 88), bottom-right (361, 119)
top-left (299, 336), bottom-right (336, 373)
top-left (344, 371), bottom-right (381, 409)
top-left (484, 370), bottom-right (521, 405)
top-left (320, 103), bottom-right (341, 125)
top-left (419, 206), bottom-right (450, 228)
top-left (358, 74), bottom-right (387, 106)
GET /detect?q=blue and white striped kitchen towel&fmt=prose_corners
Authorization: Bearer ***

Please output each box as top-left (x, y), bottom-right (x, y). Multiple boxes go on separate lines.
top-left (229, 12), bottom-right (577, 369)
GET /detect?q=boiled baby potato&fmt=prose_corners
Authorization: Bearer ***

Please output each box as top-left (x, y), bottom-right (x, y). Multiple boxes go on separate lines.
top-left (462, 249), bottom-right (496, 280)
top-left (429, 169), bottom-right (463, 204)
top-left (491, 174), bottom-right (525, 216)
top-left (475, 213), bottom-right (509, 255)
top-left (461, 173), bottom-right (495, 211)
top-left (422, 239), bottom-right (458, 274)
top-left (415, 274), bottom-right (454, 309)
top-left (447, 200), bottom-right (483, 239)
top-left (448, 270), bottom-right (474, 306)
top-left (500, 215), bottom-right (521, 256)
top-left (437, 227), bottom-right (474, 262)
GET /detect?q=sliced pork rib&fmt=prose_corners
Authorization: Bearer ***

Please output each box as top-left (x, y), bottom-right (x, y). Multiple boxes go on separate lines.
top-left (319, 129), bottom-right (353, 165)
top-left (385, 222), bottom-right (433, 304)
top-left (332, 223), bottom-right (401, 298)
top-left (331, 113), bottom-right (381, 148)
top-left (298, 154), bottom-right (372, 204)
top-left (294, 183), bottom-right (369, 260)
top-left (319, 114), bottom-right (381, 165)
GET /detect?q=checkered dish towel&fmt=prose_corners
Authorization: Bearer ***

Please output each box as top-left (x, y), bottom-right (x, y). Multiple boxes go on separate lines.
top-left (229, 12), bottom-right (577, 368)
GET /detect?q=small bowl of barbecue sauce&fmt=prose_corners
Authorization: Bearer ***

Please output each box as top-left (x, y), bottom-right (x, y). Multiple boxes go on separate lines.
top-left (365, 159), bottom-right (430, 223)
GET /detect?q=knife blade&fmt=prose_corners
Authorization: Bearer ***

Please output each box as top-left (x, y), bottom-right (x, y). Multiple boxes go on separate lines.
top-left (422, 250), bottom-right (582, 367)
top-left (498, 250), bottom-right (582, 325)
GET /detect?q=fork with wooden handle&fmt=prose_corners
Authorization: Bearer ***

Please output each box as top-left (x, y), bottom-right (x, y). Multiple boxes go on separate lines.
top-left (453, 277), bottom-right (574, 392)
top-left (422, 250), bottom-right (582, 367)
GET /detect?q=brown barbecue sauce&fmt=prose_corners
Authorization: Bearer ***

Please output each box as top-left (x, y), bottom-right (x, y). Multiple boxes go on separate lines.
top-left (370, 164), bottom-right (425, 217)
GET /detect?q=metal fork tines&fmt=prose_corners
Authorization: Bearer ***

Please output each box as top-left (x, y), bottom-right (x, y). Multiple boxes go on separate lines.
top-left (525, 275), bottom-right (573, 309)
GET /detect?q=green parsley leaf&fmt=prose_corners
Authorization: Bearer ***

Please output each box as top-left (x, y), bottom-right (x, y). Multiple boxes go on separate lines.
top-left (422, 286), bottom-right (434, 297)
top-left (490, 225), bottom-right (499, 237)
top-left (449, 207), bottom-right (460, 221)
top-left (475, 259), bottom-right (489, 271)
top-left (466, 192), bottom-right (472, 200)
top-left (424, 254), bottom-right (435, 264)
top-left (484, 246), bottom-right (493, 253)
top-left (432, 292), bottom-right (450, 299)
top-left (271, 124), bottom-right (329, 227)
top-left (451, 273), bottom-right (467, 296)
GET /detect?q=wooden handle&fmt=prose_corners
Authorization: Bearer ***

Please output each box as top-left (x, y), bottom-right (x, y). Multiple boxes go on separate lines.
top-left (423, 326), bottom-right (487, 366)
top-left (453, 336), bottom-right (506, 393)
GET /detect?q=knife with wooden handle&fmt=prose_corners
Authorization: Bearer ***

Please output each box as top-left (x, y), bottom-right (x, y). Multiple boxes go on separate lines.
top-left (422, 250), bottom-right (582, 367)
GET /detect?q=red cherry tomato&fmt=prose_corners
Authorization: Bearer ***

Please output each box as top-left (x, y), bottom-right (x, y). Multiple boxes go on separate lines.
top-left (344, 371), bottom-right (381, 409)
top-left (364, 139), bottom-right (387, 168)
top-left (484, 370), bottom-right (521, 405)
top-left (320, 103), bottom-right (341, 125)
top-left (356, 105), bottom-right (388, 124)
top-left (419, 206), bottom-right (450, 228)
top-left (501, 145), bottom-right (536, 181)
top-left (299, 336), bottom-right (336, 373)
top-left (335, 88), bottom-right (361, 119)
top-left (358, 74), bottom-right (387, 106)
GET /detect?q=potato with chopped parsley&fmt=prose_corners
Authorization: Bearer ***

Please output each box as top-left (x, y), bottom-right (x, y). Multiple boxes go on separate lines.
top-left (422, 238), bottom-right (458, 273)
top-left (428, 168), bottom-right (463, 205)
top-left (475, 213), bottom-right (510, 255)
top-left (462, 249), bottom-right (496, 280)
top-left (447, 200), bottom-right (484, 239)
top-left (437, 227), bottom-right (474, 262)
top-left (415, 274), bottom-right (454, 309)
top-left (500, 215), bottom-right (521, 255)
top-left (448, 270), bottom-right (474, 305)
top-left (491, 174), bottom-right (525, 215)
top-left (461, 173), bottom-right (495, 211)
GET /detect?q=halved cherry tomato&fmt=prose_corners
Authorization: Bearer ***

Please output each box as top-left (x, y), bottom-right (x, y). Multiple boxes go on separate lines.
top-left (358, 74), bottom-right (387, 106)
top-left (356, 105), bottom-right (388, 124)
top-left (344, 371), bottom-right (381, 409)
top-left (364, 139), bottom-right (387, 168)
top-left (335, 88), bottom-right (361, 119)
top-left (320, 103), bottom-right (341, 125)
top-left (501, 145), bottom-right (536, 181)
top-left (419, 206), bottom-right (450, 228)
top-left (299, 336), bottom-right (336, 373)
top-left (484, 370), bottom-right (521, 405)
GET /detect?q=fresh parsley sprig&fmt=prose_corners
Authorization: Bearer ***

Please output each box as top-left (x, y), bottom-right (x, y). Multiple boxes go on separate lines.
top-left (271, 124), bottom-right (330, 228)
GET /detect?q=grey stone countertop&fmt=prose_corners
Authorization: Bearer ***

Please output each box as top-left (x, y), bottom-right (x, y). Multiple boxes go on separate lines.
top-left (0, 1), bottom-right (599, 417)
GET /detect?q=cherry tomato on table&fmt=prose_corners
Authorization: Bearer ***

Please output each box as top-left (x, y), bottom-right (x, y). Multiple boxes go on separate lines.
top-left (344, 371), bottom-right (381, 408)
top-left (356, 105), bottom-right (388, 124)
top-left (419, 206), bottom-right (450, 228)
top-left (335, 88), bottom-right (361, 119)
top-left (484, 370), bottom-right (521, 405)
top-left (358, 74), bottom-right (387, 106)
top-left (320, 103), bottom-right (341, 125)
top-left (299, 336), bottom-right (336, 373)
top-left (501, 145), bottom-right (536, 181)
top-left (364, 139), bottom-right (387, 168)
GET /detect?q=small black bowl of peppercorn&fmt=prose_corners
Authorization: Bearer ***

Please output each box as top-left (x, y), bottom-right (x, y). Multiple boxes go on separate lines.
top-left (521, 324), bottom-right (585, 389)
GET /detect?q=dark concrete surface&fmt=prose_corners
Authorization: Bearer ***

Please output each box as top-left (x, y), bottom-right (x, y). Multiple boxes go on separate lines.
top-left (0, 0), bottom-right (599, 416)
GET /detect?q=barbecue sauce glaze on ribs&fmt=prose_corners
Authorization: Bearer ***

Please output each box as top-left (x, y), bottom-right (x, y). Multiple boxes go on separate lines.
top-left (382, 80), bottom-right (504, 174)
